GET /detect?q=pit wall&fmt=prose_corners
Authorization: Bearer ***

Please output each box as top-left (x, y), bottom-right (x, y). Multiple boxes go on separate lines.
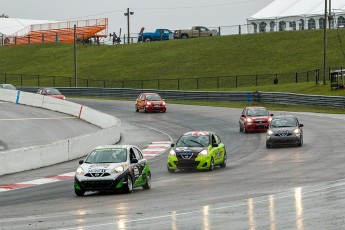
top-left (0, 89), bottom-right (121, 176)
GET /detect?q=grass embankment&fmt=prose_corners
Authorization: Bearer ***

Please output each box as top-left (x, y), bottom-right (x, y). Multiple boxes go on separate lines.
top-left (1, 29), bottom-right (345, 113)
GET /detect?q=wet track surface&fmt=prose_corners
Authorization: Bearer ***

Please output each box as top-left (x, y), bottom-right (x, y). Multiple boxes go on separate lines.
top-left (0, 99), bottom-right (345, 230)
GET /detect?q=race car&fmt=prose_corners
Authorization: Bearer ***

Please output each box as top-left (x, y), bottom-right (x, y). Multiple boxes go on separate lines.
top-left (74, 145), bottom-right (151, 196)
top-left (135, 92), bottom-right (166, 113)
top-left (167, 131), bottom-right (227, 172)
top-left (239, 106), bottom-right (273, 133)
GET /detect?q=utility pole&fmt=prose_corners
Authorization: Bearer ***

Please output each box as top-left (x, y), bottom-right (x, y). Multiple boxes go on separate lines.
top-left (328, 0), bottom-right (332, 29)
top-left (124, 8), bottom-right (134, 44)
top-left (323, 0), bottom-right (328, 85)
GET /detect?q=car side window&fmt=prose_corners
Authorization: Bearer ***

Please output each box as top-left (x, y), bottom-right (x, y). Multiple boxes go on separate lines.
top-left (214, 134), bottom-right (221, 144)
top-left (133, 147), bottom-right (143, 160)
top-left (211, 135), bottom-right (217, 145)
top-left (129, 148), bottom-right (136, 161)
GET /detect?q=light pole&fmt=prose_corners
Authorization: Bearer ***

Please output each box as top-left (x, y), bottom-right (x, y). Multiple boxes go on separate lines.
top-left (323, 0), bottom-right (328, 85)
top-left (124, 8), bottom-right (134, 44)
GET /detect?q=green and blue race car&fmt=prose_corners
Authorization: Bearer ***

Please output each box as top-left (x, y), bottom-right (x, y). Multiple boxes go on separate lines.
top-left (74, 145), bottom-right (151, 196)
top-left (168, 131), bottom-right (227, 172)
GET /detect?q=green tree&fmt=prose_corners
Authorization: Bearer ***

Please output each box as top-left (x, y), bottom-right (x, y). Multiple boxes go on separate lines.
top-left (0, 13), bottom-right (9, 18)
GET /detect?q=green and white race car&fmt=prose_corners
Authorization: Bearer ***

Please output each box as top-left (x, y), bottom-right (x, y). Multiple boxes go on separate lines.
top-left (168, 131), bottom-right (227, 172)
top-left (74, 145), bottom-right (151, 196)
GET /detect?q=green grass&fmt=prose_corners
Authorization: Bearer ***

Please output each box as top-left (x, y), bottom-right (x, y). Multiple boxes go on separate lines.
top-left (1, 29), bottom-right (345, 99)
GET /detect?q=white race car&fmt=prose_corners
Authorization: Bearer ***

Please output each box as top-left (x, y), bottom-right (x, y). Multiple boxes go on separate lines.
top-left (74, 145), bottom-right (151, 196)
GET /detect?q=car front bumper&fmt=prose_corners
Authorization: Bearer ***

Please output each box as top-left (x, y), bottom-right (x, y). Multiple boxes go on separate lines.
top-left (168, 155), bottom-right (211, 171)
top-left (74, 173), bottom-right (128, 192)
top-left (266, 135), bottom-right (301, 146)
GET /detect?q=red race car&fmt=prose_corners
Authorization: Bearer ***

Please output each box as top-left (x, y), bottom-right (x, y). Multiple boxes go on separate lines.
top-left (37, 87), bottom-right (66, 100)
top-left (239, 106), bottom-right (273, 133)
top-left (135, 93), bottom-right (166, 113)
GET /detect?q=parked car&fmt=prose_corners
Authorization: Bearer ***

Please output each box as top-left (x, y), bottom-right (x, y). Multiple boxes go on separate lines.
top-left (37, 87), bottom-right (65, 100)
top-left (74, 145), bottom-right (151, 196)
top-left (135, 92), bottom-right (166, 113)
top-left (174, 26), bottom-right (218, 39)
top-left (239, 106), bottom-right (273, 133)
top-left (168, 131), bottom-right (227, 172)
top-left (0, 84), bottom-right (16, 90)
top-left (266, 115), bottom-right (303, 148)
top-left (138, 28), bottom-right (174, 42)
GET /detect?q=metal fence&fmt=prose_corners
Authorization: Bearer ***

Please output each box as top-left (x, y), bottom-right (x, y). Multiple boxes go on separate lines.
top-left (18, 87), bottom-right (345, 109)
top-left (1, 67), bottom-right (341, 90)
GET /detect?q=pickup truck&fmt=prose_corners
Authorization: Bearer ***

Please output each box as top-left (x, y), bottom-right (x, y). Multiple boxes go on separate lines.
top-left (138, 29), bottom-right (174, 42)
top-left (174, 26), bottom-right (218, 39)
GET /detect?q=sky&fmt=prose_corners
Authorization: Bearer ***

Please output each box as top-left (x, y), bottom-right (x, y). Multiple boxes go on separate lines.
top-left (1, 0), bottom-right (274, 37)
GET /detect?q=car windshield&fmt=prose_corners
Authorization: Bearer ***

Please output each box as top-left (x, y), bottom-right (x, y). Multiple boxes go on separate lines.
top-left (46, 88), bottom-right (61, 95)
top-left (0, 84), bottom-right (16, 90)
top-left (270, 118), bottom-right (297, 128)
top-left (84, 148), bottom-right (127, 163)
top-left (146, 94), bottom-right (161, 101)
top-left (176, 133), bottom-right (210, 147)
top-left (247, 108), bottom-right (269, 117)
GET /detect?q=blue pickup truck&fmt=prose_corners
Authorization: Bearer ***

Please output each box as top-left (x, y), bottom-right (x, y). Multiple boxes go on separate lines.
top-left (138, 28), bottom-right (174, 42)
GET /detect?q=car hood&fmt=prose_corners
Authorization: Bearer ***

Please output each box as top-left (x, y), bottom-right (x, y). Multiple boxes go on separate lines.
top-left (270, 127), bottom-right (297, 133)
top-left (174, 147), bottom-right (206, 153)
top-left (81, 163), bottom-right (125, 171)
top-left (250, 116), bottom-right (270, 120)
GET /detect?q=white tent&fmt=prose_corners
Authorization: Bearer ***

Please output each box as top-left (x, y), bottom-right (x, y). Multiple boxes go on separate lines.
top-left (247, 0), bottom-right (345, 33)
top-left (0, 18), bottom-right (57, 36)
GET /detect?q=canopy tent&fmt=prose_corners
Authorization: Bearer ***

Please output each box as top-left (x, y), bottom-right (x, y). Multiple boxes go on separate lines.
top-left (0, 18), bottom-right (57, 36)
top-left (247, 0), bottom-right (345, 33)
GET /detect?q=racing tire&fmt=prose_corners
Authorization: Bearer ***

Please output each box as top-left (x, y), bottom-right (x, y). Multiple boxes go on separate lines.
top-left (75, 189), bottom-right (85, 197)
top-left (167, 164), bottom-right (175, 173)
top-left (144, 37), bottom-right (151, 42)
top-left (220, 153), bottom-right (227, 168)
top-left (144, 107), bottom-right (147, 113)
top-left (135, 106), bottom-right (139, 112)
top-left (239, 125), bottom-right (243, 132)
top-left (243, 126), bottom-right (247, 133)
top-left (266, 142), bottom-right (272, 149)
top-left (123, 176), bottom-right (133, 193)
top-left (142, 172), bottom-right (151, 190)
top-left (297, 136), bottom-right (303, 147)
top-left (181, 34), bottom-right (188, 39)
top-left (209, 158), bottom-right (215, 171)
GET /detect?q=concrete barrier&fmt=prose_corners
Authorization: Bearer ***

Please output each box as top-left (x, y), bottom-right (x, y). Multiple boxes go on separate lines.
top-left (0, 88), bottom-right (121, 176)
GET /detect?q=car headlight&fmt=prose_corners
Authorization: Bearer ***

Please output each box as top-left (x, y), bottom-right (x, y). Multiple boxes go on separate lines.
top-left (198, 150), bottom-right (208, 156)
top-left (267, 130), bottom-right (274, 135)
top-left (146, 101), bottom-right (151, 105)
top-left (293, 128), bottom-right (300, 134)
top-left (76, 166), bottom-right (84, 175)
top-left (169, 149), bottom-right (176, 156)
top-left (246, 118), bottom-right (253, 123)
top-left (268, 117), bottom-right (272, 122)
top-left (113, 166), bottom-right (124, 173)
top-left (162, 101), bottom-right (166, 106)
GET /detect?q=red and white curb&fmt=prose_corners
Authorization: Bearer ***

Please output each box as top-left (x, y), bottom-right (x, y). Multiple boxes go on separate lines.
top-left (0, 141), bottom-right (171, 193)
top-left (142, 141), bottom-right (171, 159)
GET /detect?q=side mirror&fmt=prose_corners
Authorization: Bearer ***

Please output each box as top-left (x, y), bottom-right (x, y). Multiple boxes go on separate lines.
top-left (79, 160), bottom-right (84, 165)
top-left (131, 158), bottom-right (138, 164)
top-left (141, 99), bottom-right (145, 101)
top-left (270, 114), bottom-right (274, 116)
top-left (299, 124), bottom-right (304, 127)
top-left (171, 143), bottom-right (175, 147)
top-left (241, 115), bottom-right (246, 117)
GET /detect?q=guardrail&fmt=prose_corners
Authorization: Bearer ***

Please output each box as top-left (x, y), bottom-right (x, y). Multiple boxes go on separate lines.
top-left (19, 87), bottom-right (345, 108)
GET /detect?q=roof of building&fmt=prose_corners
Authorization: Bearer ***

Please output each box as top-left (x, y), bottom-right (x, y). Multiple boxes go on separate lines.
top-left (0, 18), bottom-right (58, 36)
top-left (248, 0), bottom-right (345, 21)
